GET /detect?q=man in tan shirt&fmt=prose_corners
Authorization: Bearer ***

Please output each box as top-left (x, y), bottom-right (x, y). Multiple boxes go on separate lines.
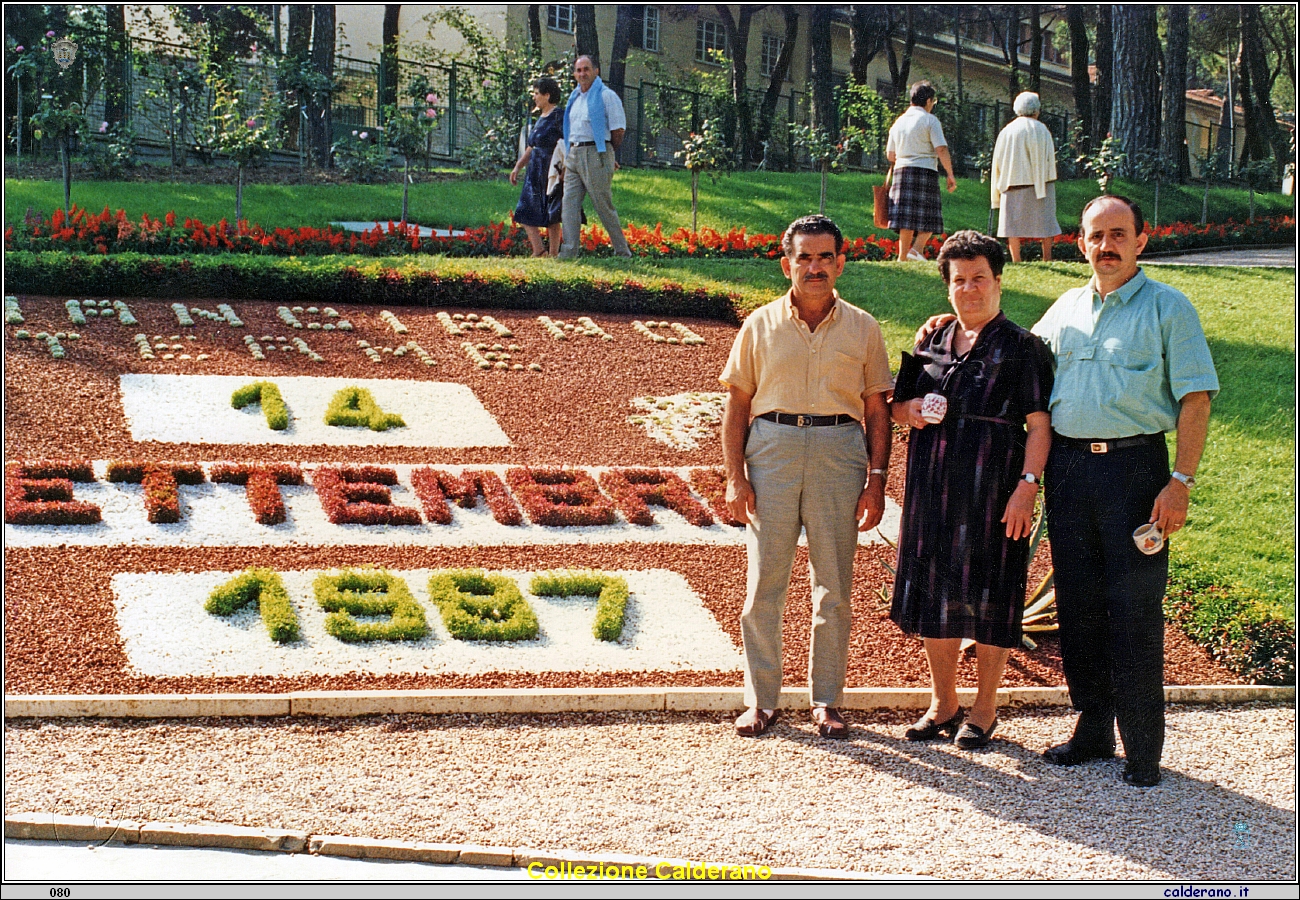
top-left (720, 215), bottom-right (894, 738)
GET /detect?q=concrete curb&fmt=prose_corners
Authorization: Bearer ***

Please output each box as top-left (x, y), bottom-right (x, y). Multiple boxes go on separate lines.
top-left (4, 684), bottom-right (1293, 719)
top-left (4, 813), bottom-right (877, 880)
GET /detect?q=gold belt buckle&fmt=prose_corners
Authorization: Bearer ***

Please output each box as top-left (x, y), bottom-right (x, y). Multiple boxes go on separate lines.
top-left (796, 415), bottom-right (811, 428)
top-left (1090, 441), bottom-right (1108, 454)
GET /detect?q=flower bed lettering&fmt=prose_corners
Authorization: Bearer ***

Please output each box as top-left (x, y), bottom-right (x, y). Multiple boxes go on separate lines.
top-left (210, 463), bottom-right (304, 525)
top-left (231, 380), bottom-right (290, 430)
top-left (106, 460), bottom-right (205, 524)
top-left (205, 568), bottom-right (299, 643)
top-left (324, 386), bottom-right (405, 431)
top-left (428, 569), bottom-right (539, 642)
top-left (598, 468), bottom-right (714, 527)
top-left (4, 460), bottom-right (101, 525)
top-left (530, 571), bottom-right (630, 642)
top-left (314, 569), bottom-right (428, 642)
top-left (506, 468), bottom-right (618, 527)
top-left (313, 465), bottom-right (421, 526)
top-left (410, 467), bottom-right (522, 526)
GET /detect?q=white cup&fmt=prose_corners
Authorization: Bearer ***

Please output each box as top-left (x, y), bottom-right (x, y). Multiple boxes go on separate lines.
top-left (1132, 523), bottom-right (1165, 555)
top-left (920, 392), bottom-right (948, 424)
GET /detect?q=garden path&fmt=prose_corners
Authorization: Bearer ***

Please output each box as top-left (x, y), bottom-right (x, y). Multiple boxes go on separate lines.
top-left (1144, 246), bottom-right (1296, 267)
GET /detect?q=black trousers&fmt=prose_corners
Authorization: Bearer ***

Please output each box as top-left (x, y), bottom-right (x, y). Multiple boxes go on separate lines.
top-left (1044, 437), bottom-right (1169, 770)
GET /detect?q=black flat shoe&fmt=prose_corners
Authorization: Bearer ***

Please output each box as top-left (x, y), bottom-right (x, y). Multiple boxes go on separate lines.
top-left (1122, 765), bottom-right (1162, 787)
top-left (905, 708), bottom-right (965, 742)
top-left (1043, 738), bottom-right (1116, 766)
top-left (954, 718), bottom-right (997, 750)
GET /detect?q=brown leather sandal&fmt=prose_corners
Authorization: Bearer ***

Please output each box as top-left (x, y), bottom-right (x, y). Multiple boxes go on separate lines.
top-left (735, 707), bottom-right (780, 736)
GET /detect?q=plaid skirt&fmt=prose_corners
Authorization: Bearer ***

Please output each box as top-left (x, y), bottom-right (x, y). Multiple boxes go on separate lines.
top-left (888, 166), bottom-right (944, 234)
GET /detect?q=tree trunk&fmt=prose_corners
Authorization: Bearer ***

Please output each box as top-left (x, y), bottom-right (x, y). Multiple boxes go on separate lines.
top-left (380, 5), bottom-right (401, 111)
top-left (1160, 5), bottom-right (1190, 182)
top-left (60, 138), bottom-right (72, 214)
top-left (1094, 5), bottom-right (1114, 148)
top-left (755, 6), bottom-right (798, 168)
top-left (527, 6), bottom-right (542, 56)
top-left (1233, 11), bottom-right (1260, 171)
top-left (886, 8), bottom-right (916, 99)
top-left (717, 5), bottom-right (756, 165)
top-left (1110, 5), bottom-right (1159, 176)
top-left (1067, 5), bottom-right (1093, 154)
top-left (1028, 5), bottom-right (1043, 95)
top-left (575, 7), bottom-right (599, 65)
top-left (809, 7), bottom-right (836, 134)
top-left (311, 5), bottom-right (336, 169)
top-left (402, 157), bottom-right (410, 225)
top-left (849, 6), bottom-right (889, 85)
top-left (608, 6), bottom-right (634, 97)
top-left (691, 169), bottom-right (699, 232)
top-left (103, 5), bottom-right (129, 127)
top-left (284, 4), bottom-right (312, 148)
top-left (1241, 5), bottom-right (1287, 178)
top-left (1005, 8), bottom-right (1021, 101)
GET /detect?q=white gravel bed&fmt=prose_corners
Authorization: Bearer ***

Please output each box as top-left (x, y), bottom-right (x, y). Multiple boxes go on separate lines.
top-left (4, 463), bottom-right (903, 548)
top-left (110, 568), bottom-right (743, 677)
top-left (118, 374), bottom-right (511, 447)
top-left (4, 705), bottom-right (1293, 880)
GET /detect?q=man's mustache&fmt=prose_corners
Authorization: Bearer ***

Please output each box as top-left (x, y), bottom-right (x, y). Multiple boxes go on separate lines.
top-left (1097, 253), bottom-right (1122, 261)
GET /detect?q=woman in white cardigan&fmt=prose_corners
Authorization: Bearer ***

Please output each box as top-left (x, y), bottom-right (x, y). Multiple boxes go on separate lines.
top-left (990, 92), bottom-right (1061, 262)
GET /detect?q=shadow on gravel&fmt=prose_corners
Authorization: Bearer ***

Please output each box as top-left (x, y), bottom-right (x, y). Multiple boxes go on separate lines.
top-left (782, 713), bottom-right (1294, 882)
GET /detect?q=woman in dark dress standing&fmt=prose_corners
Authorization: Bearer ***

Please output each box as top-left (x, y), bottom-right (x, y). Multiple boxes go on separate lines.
top-left (890, 231), bottom-right (1054, 749)
top-left (510, 76), bottom-right (564, 257)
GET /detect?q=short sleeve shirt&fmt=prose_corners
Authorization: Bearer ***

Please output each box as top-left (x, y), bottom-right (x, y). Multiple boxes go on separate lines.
top-left (567, 86), bottom-right (627, 142)
top-left (886, 106), bottom-right (947, 171)
top-left (720, 292), bottom-right (894, 422)
top-left (1031, 269), bottom-right (1220, 439)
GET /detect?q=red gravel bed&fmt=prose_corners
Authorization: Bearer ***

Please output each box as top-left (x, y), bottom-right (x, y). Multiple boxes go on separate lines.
top-left (3, 297), bottom-right (1243, 693)
top-left (4, 297), bottom-right (739, 466)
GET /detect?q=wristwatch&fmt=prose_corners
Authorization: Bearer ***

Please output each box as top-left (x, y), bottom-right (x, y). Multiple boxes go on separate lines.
top-left (1020, 473), bottom-right (1040, 486)
top-left (868, 468), bottom-right (887, 479)
top-left (1171, 471), bottom-right (1196, 489)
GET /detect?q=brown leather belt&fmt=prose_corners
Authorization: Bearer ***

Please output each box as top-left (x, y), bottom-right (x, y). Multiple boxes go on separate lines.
top-left (571, 140), bottom-right (597, 147)
top-left (1053, 432), bottom-right (1165, 454)
top-left (759, 412), bottom-right (858, 428)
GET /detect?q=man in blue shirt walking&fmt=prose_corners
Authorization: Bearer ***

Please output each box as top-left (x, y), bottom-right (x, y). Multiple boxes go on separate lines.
top-left (1032, 195), bottom-right (1219, 787)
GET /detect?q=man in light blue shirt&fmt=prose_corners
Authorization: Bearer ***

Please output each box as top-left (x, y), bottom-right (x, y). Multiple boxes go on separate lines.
top-left (1033, 195), bottom-right (1218, 787)
top-left (558, 55), bottom-right (632, 258)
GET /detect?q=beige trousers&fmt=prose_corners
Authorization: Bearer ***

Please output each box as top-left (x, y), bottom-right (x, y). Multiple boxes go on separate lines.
top-left (740, 417), bottom-right (868, 709)
top-left (558, 144), bottom-right (631, 258)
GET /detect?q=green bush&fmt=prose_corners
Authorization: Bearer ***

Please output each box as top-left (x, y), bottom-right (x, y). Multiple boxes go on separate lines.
top-left (231, 380), bottom-right (289, 430)
top-left (314, 569), bottom-right (428, 642)
top-left (324, 386), bottom-right (404, 431)
top-left (428, 569), bottom-right (539, 642)
top-left (1, 252), bottom-right (742, 322)
top-left (204, 568), bottom-right (299, 643)
top-left (530, 571), bottom-right (630, 642)
top-left (1164, 559), bottom-right (1295, 686)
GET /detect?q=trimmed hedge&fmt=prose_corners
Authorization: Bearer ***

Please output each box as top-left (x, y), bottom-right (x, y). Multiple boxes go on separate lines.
top-left (1164, 559), bottom-right (1295, 686)
top-left (3, 251), bottom-right (743, 321)
top-left (428, 570), bottom-right (539, 642)
top-left (231, 380), bottom-right (290, 431)
top-left (530, 571), bottom-right (630, 642)
top-left (313, 569), bottom-right (428, 642)
top-left (324, 386), bottom-right (404, 431)
top-left (204, 568), bottom-right (299, 643)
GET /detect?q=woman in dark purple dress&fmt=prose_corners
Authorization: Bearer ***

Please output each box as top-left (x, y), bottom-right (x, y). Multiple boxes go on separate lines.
top-left (889, 231), bottom-right (1054, 750)
top-left (510, 76), bottom-right (564, 256)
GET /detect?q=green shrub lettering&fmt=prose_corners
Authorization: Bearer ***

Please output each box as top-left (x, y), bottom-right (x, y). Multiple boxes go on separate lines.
top-left (428, 570), bottom-right (539, 642)
top-left (205, 568), bottom-right (299, 643)
top-left (324, 387), bottom-right (405, 431)
top-left (530, 571), bottom-right (630, 642)
top-left (314, 569), bottom-right (427, 642)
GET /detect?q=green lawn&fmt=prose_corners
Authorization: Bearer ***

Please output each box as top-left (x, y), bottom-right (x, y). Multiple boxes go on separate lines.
top-left (5, 169), bottom-right (1293, 237)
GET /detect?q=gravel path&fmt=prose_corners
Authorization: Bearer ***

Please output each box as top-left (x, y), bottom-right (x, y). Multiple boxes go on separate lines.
top-left (6, 703), bottom-right (1293, 880)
